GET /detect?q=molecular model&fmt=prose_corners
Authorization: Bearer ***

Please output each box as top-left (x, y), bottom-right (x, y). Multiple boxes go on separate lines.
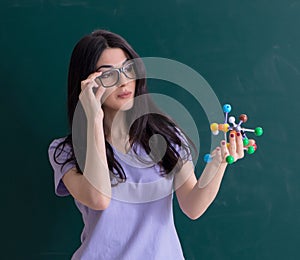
top-left (204, 104), bottom-right (263, 164)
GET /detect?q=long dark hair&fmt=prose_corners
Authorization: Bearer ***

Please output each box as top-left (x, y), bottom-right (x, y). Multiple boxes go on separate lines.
top-left (53, 29), bottom-right (195, 184)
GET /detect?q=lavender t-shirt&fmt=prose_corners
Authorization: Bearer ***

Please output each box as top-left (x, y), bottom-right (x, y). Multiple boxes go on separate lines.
top-left (48, 137), bottom-right (189, 260)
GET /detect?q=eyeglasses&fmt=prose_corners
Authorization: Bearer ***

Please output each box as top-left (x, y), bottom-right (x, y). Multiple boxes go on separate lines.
top-left (96, 60), bottom-right (137, 88)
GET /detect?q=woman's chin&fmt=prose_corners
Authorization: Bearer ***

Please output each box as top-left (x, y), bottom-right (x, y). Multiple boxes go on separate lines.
top-left (119, 99), bottom-right (134, 111)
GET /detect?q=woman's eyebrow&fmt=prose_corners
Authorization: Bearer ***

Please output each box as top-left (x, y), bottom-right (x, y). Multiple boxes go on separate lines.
top-left (96, 58), bottom-right (129, 71)
top-left (96, 64), bottom-right (112, 70)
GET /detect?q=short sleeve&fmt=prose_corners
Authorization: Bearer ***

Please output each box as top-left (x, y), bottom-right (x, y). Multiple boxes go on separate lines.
top-left (48, 137), bottom-right (76, 197)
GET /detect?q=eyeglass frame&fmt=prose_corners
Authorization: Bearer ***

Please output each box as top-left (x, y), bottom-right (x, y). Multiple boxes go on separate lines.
top-left (95, 60), bottom-right (137, 88)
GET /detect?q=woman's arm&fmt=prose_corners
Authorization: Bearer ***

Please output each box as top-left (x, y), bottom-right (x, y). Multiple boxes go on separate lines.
top-left (62, 119), bottom-right (111, 210)
top-left (62, 72), bottom-right (111, 210)
top-left (175, 132), bottom-right (244, 220)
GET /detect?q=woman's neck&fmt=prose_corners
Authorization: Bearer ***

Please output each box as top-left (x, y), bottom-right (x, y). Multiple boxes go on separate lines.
top-left (103, 109), bottom-right (130, 151)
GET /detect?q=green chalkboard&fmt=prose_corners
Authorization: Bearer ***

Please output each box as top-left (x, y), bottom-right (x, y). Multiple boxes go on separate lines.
top-left (1, 0), bottom-right (299, 259)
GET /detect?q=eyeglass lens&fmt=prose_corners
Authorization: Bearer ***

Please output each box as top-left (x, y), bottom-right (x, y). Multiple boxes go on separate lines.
top-left (99, 61), bottom-right (136, 88)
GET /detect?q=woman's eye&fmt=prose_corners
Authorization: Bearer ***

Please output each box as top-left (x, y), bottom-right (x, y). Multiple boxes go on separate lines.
top-left (101, 71), bottom-right (113, 78)
top-left (124, 63), bottom-right (134, 73)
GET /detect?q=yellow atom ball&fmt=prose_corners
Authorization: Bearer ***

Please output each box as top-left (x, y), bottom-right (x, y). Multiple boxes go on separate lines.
top-left (210, 123), bottom-right (219, 132)
top-left (223, 123), bottom-right (230, 132)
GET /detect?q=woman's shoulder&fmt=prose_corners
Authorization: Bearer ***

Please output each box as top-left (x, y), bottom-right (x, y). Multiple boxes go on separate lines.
top-left (48, 136), bottom-right (71, 152)
top-left (48, 135), bottom-right (74, 165)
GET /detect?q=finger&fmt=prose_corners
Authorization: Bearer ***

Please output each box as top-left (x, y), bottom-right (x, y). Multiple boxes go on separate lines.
top-left (212, 147), bottom-right (222, 164)
top-left (87, 71), bottom-right (103, 80)
top-left (81, 79), bottom-right (96, 92)
top-left (90, 72), bottom-right (103, 89)
top-left (210, 146), bottom-right (221, 158)
top-left (210, 146), bottom-right (219, 157)
top-left (90, 72), bottom-right (105, 100)
top-left (228, 131), bottom-right (237, 157)
top-left (221, 140), bottom-right (229, 163)
top-left (244, 139), bottom-right (255, 148)
top-left (236, 132), bottom-right (244, 159)
top-left (95, 85), bottom-right (106, 101)
top-left (81, 79), bottom-right (89, 91)
top-left (81, 72), bottom-right (103, 91)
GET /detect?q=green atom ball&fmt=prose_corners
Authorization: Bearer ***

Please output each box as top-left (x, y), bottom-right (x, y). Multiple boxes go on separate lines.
top-left (243, 138), bottom-right (249, 146)
top-left (226, 155), bottom-right (235, 164)
top-left (247, 146), bottom-right (255, 154)
top-left (254, 127), bottom-right (263, 136)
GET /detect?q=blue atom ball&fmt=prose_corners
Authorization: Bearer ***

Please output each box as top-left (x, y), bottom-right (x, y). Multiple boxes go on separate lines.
top-left (204, 153), bottom-right (212, 163)
top-left (223, 104), bottom-right (232, 113)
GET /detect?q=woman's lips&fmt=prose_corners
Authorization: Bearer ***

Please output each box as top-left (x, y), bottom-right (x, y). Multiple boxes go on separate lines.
top-left (117, 91), bottom-right (132, 98)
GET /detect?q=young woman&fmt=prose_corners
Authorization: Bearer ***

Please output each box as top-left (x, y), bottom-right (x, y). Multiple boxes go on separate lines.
top-left (48, 29), bottom-right (244, 259)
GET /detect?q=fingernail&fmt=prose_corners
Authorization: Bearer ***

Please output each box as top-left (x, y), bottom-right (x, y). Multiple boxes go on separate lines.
top-left (222, 141), bottom-right (226, 145)
top-left (230, 134), bottom-right (234, 138)
top-left (237, 132), bottom-right (240, 136)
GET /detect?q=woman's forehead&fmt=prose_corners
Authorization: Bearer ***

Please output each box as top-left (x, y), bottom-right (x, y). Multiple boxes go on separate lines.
top-left (97, 48), bottom-right (128, 68)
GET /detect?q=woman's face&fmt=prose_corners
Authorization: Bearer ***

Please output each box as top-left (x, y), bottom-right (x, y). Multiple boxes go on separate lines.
top-left (96, 48), bottom-right (136, 114)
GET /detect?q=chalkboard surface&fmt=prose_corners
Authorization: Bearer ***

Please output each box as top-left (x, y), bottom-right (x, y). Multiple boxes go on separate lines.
top-left (1, 0), bottom-right (299, 259)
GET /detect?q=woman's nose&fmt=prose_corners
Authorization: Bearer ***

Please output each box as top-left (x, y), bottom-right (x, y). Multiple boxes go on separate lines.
top-left (117, 72), bottom-right (129, 87)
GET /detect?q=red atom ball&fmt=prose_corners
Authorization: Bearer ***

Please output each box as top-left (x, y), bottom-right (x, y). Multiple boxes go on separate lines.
top-left (239, 114), bottom-right (248, 123)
